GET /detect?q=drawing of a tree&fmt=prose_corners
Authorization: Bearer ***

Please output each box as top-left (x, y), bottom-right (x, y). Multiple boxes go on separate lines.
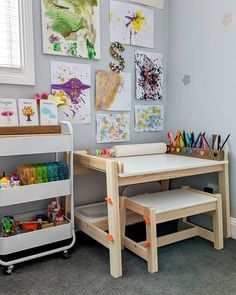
top-left (22, 106), bottom-right (35, 122)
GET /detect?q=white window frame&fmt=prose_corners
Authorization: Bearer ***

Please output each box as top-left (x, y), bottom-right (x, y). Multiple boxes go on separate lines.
top-left (0, 0), bottom-right (35, 85)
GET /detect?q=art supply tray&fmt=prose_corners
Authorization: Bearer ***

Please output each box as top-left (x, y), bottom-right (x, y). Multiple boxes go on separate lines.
top-left (166, 145), bottom-right (225, 161)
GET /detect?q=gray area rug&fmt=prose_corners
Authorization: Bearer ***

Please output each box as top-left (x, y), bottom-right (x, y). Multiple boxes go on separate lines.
top-left (1, 233), bottom-right (236, 295)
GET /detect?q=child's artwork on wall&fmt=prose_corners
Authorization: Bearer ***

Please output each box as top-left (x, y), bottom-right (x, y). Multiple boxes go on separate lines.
top-left (18, 99), bottom-right (39, 126)
top-left (96, 113), bottom-right (130, 143)
top-left (110, 1), bottom-right (154, 48)
top-left (135, 50), bottom-right (163, 101)
top-left (41, 0), bottom-right (100, 59)
top-left (135, 105), bottom-right (164, 132)
top-left (109, 42), bottom-right (126, 73)
top-left (96, 70), bottom-right (131, 111)
top-left (130, 0), bottom-right (164, 9)
top-left (50, 61), bottom-right (91, 124)
top-left (40, 100), bottom-right (58, 125)
top-left (0, 99), bottom-right (19, 127)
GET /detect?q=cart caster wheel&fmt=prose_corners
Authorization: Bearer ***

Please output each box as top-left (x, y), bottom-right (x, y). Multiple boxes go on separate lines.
top-left (62, 250), bottom-right (70, 259)
top-left (4, 265), bottom-right (14, 275)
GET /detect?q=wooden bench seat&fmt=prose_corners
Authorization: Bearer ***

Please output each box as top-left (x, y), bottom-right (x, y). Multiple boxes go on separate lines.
top-left (120, 187), bottom-right (224, 273)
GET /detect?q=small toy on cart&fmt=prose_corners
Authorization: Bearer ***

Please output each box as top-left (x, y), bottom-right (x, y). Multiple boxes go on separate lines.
top-left (0, 173), bottom-right (20, 189)
top-left (47, 200), bottom-right (67, 226)
top-left (0, 177), bottom-right (11, 189)
top-left (0, 216), bottom-right (18, 237)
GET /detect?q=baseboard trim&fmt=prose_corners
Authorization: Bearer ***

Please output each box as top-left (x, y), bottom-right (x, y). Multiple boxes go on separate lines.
top-left (230, 217), bottom-right (236, 239)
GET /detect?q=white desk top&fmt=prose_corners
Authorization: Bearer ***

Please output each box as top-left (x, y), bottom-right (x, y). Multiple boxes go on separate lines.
top-left (117, 154), bottom-right (228, 177)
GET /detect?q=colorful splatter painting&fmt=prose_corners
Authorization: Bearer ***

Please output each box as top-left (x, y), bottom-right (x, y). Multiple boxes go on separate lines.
top-left (41, 0), bottom-right (100, 59)
top-left (135, 50), bottom-right (163, 101)
top-left (95, 70), bottom-right (131, 111)
top-left (96, 113), bottom-right (130, 143)
top-left (50, 61), bottom-right (91, 124)
top-left (135, 105), bottom-right (164, 132)
top-left (110, 1), bottom-right (154, 48)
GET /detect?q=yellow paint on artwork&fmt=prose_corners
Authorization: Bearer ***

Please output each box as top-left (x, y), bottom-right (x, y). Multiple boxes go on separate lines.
top-left (48, 91), bottom-right (68, 107)
top-left (110, 11), bottom-right (114, 20)
top-left (96, 70), bottom-right (122, 110)
top-left (131, 11), bottom-right (146, 32)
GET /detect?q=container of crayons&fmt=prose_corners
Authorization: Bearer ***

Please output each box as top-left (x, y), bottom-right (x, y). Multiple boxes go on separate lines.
top-left (166, 145), bottom-right (225, 161)
top-left (166, 131), bottom-right (230, 161)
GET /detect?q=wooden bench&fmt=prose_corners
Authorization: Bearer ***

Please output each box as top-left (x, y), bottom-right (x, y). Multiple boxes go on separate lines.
top-left (120, 187), bottom-right (224, 273)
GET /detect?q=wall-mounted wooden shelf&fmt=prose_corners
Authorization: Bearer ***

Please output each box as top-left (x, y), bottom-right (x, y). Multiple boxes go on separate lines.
top-left (0, 125), bottom-right (61, 136)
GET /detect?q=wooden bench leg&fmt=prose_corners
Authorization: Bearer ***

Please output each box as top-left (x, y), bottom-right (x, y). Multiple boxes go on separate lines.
top-left (120, 197), bottom-right (127, 250)
top-left (213, 194), bottom-right (224, 250)
top-left (146, 208), bottom-right (158, 273)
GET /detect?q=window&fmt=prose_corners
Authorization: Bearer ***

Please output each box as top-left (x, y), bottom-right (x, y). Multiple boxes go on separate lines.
top-left (0, 0), bottom-right (35, 85)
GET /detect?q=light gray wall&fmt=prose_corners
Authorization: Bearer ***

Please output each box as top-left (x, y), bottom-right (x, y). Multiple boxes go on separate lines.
top-left (167, 0), bottom-right (235, 217)
top-left (0, 0), bottom-right (169, 210)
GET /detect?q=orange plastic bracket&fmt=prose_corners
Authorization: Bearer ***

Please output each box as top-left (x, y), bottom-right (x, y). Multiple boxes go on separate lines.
top-left (144, 242), bottom-right (151, 249)
top-left (143, 215), bottom-right (150, 224)
top-left (107, 234), bottom-right (114, 241)
top-left (105, 197), bottom-right (112, 204)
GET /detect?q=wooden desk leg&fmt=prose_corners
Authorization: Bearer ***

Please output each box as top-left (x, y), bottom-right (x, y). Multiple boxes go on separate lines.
top-left (213, 194), bottom-right (224, 250)
top-left (218, 161), bottom-right (231, 238)
top-left (106, 160), bottom-right (122, 278)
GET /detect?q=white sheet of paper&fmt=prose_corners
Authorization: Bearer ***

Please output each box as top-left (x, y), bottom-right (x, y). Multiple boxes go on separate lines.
top-left (41, 0), bottom-right (101, 59)
top-left (0, 98), bottom-right (19, 126)
top-left (95, 71), bottom-right (132, 111)
top-left (135, 105), bottom-right (164, 132)
top-left (130, 0), bottom-right (164, 9)
top-left (51, 61), bottom-right (91, 124)
top-left (96, 113), bottom-right (130, 143)
top-left (110, 1), bottom-right (154, 48)
top-left (18, 99), bottom-right (39, 126)
top-left (135, 50), bottom-right (164, 101)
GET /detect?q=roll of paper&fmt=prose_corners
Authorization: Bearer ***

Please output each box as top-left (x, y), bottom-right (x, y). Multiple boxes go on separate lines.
top-left (112, 143), bottom-right (167, 158)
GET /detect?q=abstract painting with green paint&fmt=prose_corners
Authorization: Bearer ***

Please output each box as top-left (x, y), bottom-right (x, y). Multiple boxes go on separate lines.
top-left (41, 0), bottom-right (100, 59)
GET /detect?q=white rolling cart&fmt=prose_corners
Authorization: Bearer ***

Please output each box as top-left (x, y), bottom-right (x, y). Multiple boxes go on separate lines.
top-left (0, 122), bottom-right (75, 274)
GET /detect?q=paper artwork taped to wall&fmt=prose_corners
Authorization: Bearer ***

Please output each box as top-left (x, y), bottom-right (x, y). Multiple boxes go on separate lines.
top-left (96, 113), bottom-right (130, 143)
top-left (95, 70), bottom-right (131, 111)
top-left (135, 105), bottom-right (164, 132)
top-left (18, 99), bottom-right (39, 126)
top-left (41, 0), bottom-right (100, 59)
top-left (40, 100), bottom-right (58, 125)
top-left (110, 1), bottom-right (154, 48)
top-left (0, 98), bottom-right (19, 127)
top-left (130, 0), bottom-right (164, 9)
top-left (50, 61), bottom-right (91, 124)
top-left (135, 51), bottom-right (163, 101)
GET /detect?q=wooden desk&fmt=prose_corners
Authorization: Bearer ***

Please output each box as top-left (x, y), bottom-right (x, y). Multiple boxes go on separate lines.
top-left (74, 152), bottom-right (230, 278)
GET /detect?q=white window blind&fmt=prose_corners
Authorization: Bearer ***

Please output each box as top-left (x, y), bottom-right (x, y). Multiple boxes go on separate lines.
top-left (0, 0), bottom-right (35, 85)
top-left (0, 0), bottom-right (21, 70)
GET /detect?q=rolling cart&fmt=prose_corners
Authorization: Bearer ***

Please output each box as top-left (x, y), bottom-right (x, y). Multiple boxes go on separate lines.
top-left (0, 122), bottom-right (75, 274)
